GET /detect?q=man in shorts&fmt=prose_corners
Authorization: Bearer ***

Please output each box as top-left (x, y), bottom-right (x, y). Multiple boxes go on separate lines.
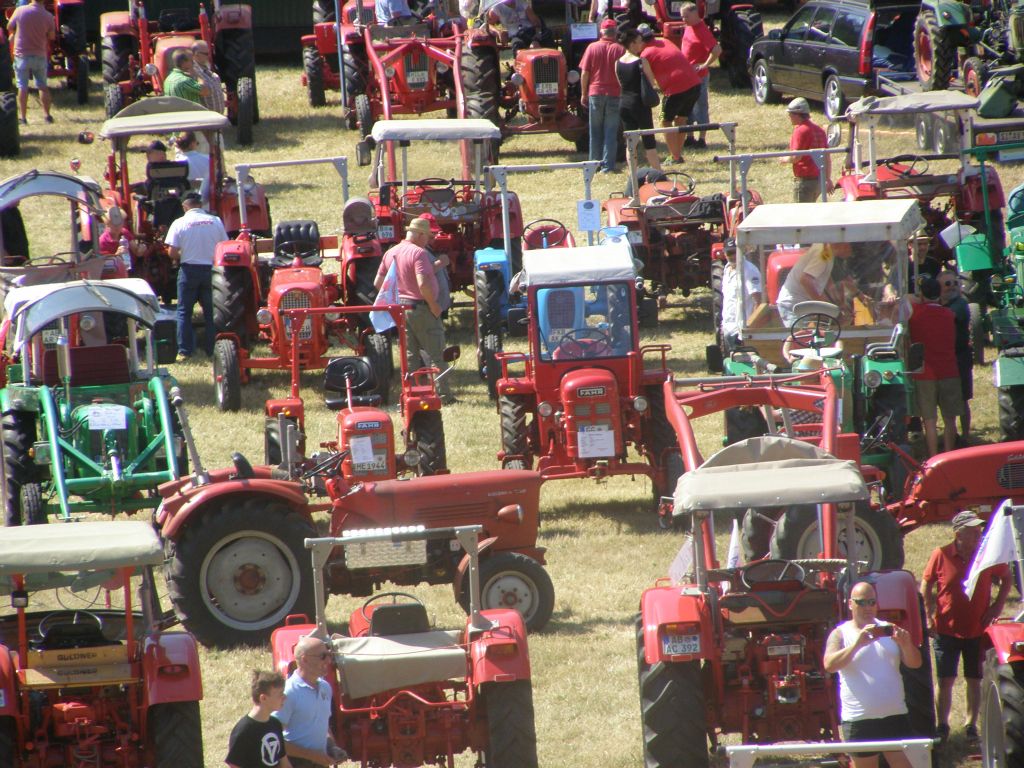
top-left (8, 0), bottom-right (55, 125)
top-left (638, 24), bottom-right (700, 165)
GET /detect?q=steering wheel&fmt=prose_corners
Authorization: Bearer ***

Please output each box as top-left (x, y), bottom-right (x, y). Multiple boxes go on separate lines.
top-left (414, 177), bottom-right (453, 191)
top-left (274, 239), bottom-right (320, 263)
top-left (652, 172), bottom-right (696, 198)
top-left (37, 610), bottom-right (105, 639)
top-left (359, 591), bottom-right (424, 623)
top-left (523, 218), bottom-right (569, 248)
top-left (27, 252), bottom-right (79, 266)
top-left (741, 559), bottom-right (806, 589)
top-left (882, 154), bottom-right (929, 178)
top-left (860, 410), bottom-right (895, 454)
top-left (789, 311), bottom-right (841, 351)
top-left (301, 450), bottom-right (348, 480)
top-left (556, 327), bottom-right (613, 359)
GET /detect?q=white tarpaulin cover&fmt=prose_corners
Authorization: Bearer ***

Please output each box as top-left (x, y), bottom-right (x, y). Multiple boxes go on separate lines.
top-left (736, 199), bottom-right (922, 248)
top-left (846, 92), bottom-right (978, 121)
top-left (0, 520), bottom-right (163, 576)
top-left (371, 119), bottom-right (501, 143)
top-left (332, 629), bottom-right (466, 699)
top-left (101, 96), bottom-right (229, 138)
top-left (520, 241), bottom-right (636, 286)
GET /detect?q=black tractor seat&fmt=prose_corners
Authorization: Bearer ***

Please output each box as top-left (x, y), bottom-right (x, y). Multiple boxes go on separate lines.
top-left (326, 394), bottom-right (382, 410)
top-left (323, 356), bottom-right (379, 408)
top-left (272, 220), bottom-right (322, 268)
top-left (369, 603), bottom-right (431, 636)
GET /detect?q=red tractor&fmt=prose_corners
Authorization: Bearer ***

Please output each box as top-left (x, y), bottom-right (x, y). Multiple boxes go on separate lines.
top-left (99, 96), bottom-right (271, 303)
top-left (2, 0), bottom-right (89, 105)
top-left (0, 520), bottom-right (204, 767)
top-left (493, 238), bottom-right (678, 511)
top-left (99, 0), bottom-right (258, 144)
top-left (271, 525), bottom-right (538, 768)
top-left (636, 373), bottom-right (935, 766)
top-left (301, 0), bottom-right (374, 109)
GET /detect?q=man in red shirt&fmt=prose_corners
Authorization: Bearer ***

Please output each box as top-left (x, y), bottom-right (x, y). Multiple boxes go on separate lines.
top-left (785, 97), bottom-right (829, 202)
top-left (580, 19), bottom-right (625, 173)
top-left (680, 3), bottom-right (719, 148)
top-left (921, 510), bottom-right (1011, 742)
top-left (638, 23), bottom-right (701, 165)
top-left (905, 275), bottom-right (963, 456)
top-left (8, 0), bottom-right (55, 124)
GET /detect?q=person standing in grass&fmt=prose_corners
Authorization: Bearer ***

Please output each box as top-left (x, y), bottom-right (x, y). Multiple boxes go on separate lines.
top-left (784, 97), bottom-right (830, 202)
top-left (226, 671), bottom-right (293, 768)
top-left (637, 23), bottom-right (701, 165)
top-left (616, 29), bottom-right (662, 171)
top-left (580, 19), bottom-right (625, 174)
top-left (938, 270), bottom-right (973, 443)
top-left (679, 2), bottom-right (719, 149)
top-left (8, 0), bottom-right (55, 125)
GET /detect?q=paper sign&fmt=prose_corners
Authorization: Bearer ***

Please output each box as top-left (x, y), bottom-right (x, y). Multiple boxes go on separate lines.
top-left (577, 200), bottom-right (601, 232)
top-left (570, 22), bottom-right (598, 41)
top-left (578, 426), bottom-right (614, 458)
top-left (87, 405), bottom-right (127, 431)
top-left (349, 435), bottom-right (376, 465)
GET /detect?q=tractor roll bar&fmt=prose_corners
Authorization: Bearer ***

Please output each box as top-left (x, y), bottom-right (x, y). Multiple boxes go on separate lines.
top-left (713, 147), bottom-right (847, 207)
top-left (624, 122), bottom-right (737, 207)
top-left (234, 157), bottom-right (350, 232)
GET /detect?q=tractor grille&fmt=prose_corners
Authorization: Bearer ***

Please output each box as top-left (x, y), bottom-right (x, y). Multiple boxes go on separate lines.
top-left (405, 52), bottom-right (429, 90)
top-left (998, 461), bottom-right (1024, 490)
top-left (533, 57), bottom-right (560, 99)
top-left (281, 290), bottom-right (313, 340)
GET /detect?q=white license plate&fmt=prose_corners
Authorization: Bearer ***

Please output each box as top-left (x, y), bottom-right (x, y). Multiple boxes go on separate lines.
top-left (767, 643), bottom-right (802, 657)
top-left (283, 317), bottom-right (312, 336)
top-left (627, 230), bottom-right (644, 244)
top-left (378, 224), bottom-right (395, 240)
top-left (354, 457), bottom-right (388, 473)
top-left (536, 81), bottom-right (559, 96)
top-left (662, 633), bottom-right (700, 656)
top-left (42, 328), bottom-right (60, 344)
top-left (406, 70), bottom-right (428, 86)
top-left (570, 22), bottom-right (598, 41)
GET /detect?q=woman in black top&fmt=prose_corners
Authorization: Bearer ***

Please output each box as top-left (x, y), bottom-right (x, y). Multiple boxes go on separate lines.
top-left (616, 29), bottom-right (662, 170)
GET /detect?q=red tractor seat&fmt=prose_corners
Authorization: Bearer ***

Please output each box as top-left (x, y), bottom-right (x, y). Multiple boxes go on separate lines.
top-left (523, 225), bottom-right (575, 250)
top-left (42, 344), bottom-right (131, 387)
top-left (766, 248), bottom-right (806, 304)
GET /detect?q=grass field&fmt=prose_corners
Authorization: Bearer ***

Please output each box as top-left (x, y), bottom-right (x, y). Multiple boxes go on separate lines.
top-left (1, 17), bottom-right (1022, 765)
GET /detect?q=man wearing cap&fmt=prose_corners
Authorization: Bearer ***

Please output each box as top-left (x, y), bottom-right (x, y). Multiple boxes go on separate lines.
top-left (579, 19), bottom-right (625, 174)
top-left (680, 3), bottom-right (719, 149)
top-left (921, 511), bottom-right (1011, 742)
top-left (638, 24), bottom-right (701, 165)
top-left (784, 97), bottom-right (829, 202)
top-left (374, 218), bottom-right (453, 402)
top-left (164, 192), bottom-right (228, 361)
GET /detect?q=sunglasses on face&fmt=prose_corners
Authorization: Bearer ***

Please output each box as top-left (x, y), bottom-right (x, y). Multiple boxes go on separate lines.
top-left (851, 598), bottom-right (877, 607)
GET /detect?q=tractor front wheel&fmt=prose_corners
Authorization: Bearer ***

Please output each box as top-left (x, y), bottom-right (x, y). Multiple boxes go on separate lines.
top-left (465, 552), bottom-right (555, 632)
top-left (355, 93), bottom-right (374, 140)
top-left (914, 10), bottom-right (953, 91)
top-left (264, 416), bottom-right (299, 466)
top-left (481, 332), bottom-right (502, 401)
top-left (409, 410), bottom-right (446, 475)
top-left (235, 76), bottom-right (255, 146)
top-left (963, 56), bottom-right (989, 98)
top-left (770, 502), bottom-right (904, 570)
top-left (213, 338), bottom-right (242, 412)
top-left (982, 653), bottom-right (1024, 768)
top-left (212, 266), bottom-right (251, 344)
top-left (482, 680), bottom-right (539, 768)
top-left (499, 395), bottom-right (531, 467)
top-left (366, 332), bottom-right (393, 404)
top-left (101, 34), bottom-right (134, 85)
top-left (998, 386), bottom-right (1024, 442)
top-left (164, 499), bottom-right (316, 647)
top-left (636, 615), bottom-right (709, 768)
top-left (21, 483), bottom-right (45, 525)
top-left (151, 701), bottom-right (203, 768)
top-left (304, 46), bottom-right (326, 107)
top-left (104, 83), bottom-right (125, 119)
top-left (710, 259), bottom-right (724, 346)
top-left (3, 409), bottom-right (36, 527)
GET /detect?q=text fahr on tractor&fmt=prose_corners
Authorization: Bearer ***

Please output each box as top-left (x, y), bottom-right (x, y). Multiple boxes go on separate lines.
top-left (99, 97), bottom-right (271, 304)
top-left (359, 118), bottom-right (515, 299)
top-left (271, 525), bottom-right (538, 768)
top-left (0, 279), bottom-right (182, 526)
top-left (2, 0), bottom-right (90, 105)
top-left (636, 382), bottom-right (935, 766)
top-left (99, 0), bottom-right (258, 144)
top-left (0, 520), bottom-right (204, 768)
top-left (493, 239), bottom-right (679, 513)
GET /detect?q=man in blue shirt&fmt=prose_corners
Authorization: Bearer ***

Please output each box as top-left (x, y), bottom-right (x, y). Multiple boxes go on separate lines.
top-left (375, 0), bottom-right (414, 25)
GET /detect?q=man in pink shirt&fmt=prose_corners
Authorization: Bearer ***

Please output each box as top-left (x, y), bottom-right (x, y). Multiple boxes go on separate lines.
top-left (8, 0), bottom-right (55, 125)
top-left (579, 19), bottom-right (625, 173)
top-left (680, 3), bottom-right (719, 148)
top-left (638, 24), bottom-right (700, 164)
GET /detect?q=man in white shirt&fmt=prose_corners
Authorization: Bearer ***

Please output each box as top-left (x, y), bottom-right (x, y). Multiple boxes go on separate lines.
top-left (164, 192), bottom-right (227, 359)
top-left (720, 240), bottom-right (761, 352)
top-left (174, 130), bottom-right (211, 205)
top-left (486, 0), bottom-right (552, 53)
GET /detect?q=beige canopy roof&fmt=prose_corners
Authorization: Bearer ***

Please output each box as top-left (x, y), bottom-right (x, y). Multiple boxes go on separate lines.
top-left (846, 92), bottom-right (978, 121)
top-left (101, 96), bottom-right (229, 138)
top-left (0, 520), bottom-right (163, 577)
top-left (735, 199), bottom-right (923, 248)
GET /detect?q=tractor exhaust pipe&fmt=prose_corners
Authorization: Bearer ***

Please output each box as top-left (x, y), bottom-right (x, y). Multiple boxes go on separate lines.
top-left (170, 387), bottom-right (209, 486)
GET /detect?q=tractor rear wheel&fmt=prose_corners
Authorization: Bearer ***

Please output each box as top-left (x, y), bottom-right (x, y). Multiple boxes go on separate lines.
top-left (499, 395), bottom-right (531, 467)
top-left (215, 28), bottom-right (256, 93)
top-left (75, 55), bottom-right (89, 105)
top-left (409, 410), bottom-right (446, 475)
top-left (101, 34), bottom-right (135, 85)
top-left (342, 50), bottom-right (368, 98)
top-left (482, 332), bottom-right (502, 401)
top-left (475, 268), bottom-right (503, 336)
top-left (366, 332), bottom-right (392, 404)
top-left (460, 45), bottom-right (500, 125)
top-left (710, 258), bottom-right (724, 347)
top-left (355, 93), bottom-right (374, 140)
top-left (636, 615), bottom-right (709, 768)
top-left (721, 8), bottom-right (762, 88)
top-left (963, 56), bottom-right (989, 98)
top-left (104, 83), bottom-right (125, 119)
top-left (482, 680), bottom-right (539, 768)
top-left (3, 410), bottom-right (36, 527)
top-left (982, 653), bottom-right (1024, 768)
top-left (472, 552), bottom-right (554, 632)
top-left (741, 508), bottom-right (774, 561)
top-left (151, 700), bottom-right (203, 768)
top-left (212, 266), bottom-right (251, 344)
top-left (235, 76), bottom-right (255, 146)
top-left (970, 302), bottom-right (987, 365)
top-left (304, 46), bottom-right (326, 107)
top-left (0, 92), bottom-right (19, 158)
top-left (999, 386), bottom-right (1024, 442)
top-left (164, 499), bottom-right (316, 647)
top-left (264, 416), bottom-right (300, 466)
top-left (914, 10), bottom-right (953, 91)
top-left (0, 39), bottom-right (11, 93)
top-left (770, 502), bottom-right (904, 570)
top-left (213, 338), bottom-right (242, 412)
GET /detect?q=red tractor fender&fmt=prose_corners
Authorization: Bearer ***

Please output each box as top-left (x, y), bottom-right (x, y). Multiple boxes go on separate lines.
top-left (214, 4), bottom-right (252, 30)
top-left (959, 168), bottom-right (1006, 212)
top-left (469, 608), bottom-right (531, 683)
top-left (0, 648), bottom-right (16, 716)
top-left (837, 174), bottom-right (880, 202)
top-left (451, 540), bottom-right (548, 602)
top-left (100, 11), bottom-right (137, 38)
top-left (602, 196), bottom-right (634, 228)
top-left (871, 569), bottom-right (925, 647)
top-left (482, 192), bottom-right (523, 241)
top-left (214, 237), bottom-right (255, 268)
top-left (638, 583), bottom-right (710, 665)
top-left (983, 619), bottom-right (1024, 665)
top-left (270, 620), bottom-right (316, 677)
top-left (142, 632), bottom-right (203, 705)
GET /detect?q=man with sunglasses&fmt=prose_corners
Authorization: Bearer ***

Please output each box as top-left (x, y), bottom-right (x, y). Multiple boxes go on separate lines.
top-left (824, 581), bottom-right (921, 768)
top-left (274, 636), bottom-right (348, 766)
top-left (921, 510), bottom-right (1011, 743)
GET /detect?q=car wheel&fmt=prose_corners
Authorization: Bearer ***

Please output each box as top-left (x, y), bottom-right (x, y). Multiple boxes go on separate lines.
top-left (751, 59), bottom-right (780, 105)
top-left (823, 75), bottom-right (845, 121)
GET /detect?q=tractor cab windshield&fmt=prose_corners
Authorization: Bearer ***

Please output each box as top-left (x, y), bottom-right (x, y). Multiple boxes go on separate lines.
top-left (537, 281), bottom-right (634, 361)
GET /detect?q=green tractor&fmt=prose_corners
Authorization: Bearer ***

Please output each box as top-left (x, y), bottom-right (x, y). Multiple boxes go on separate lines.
top-left (1, 278), bottom-right (183, 524)
top-left (913, 0), bottom-right (980, 90)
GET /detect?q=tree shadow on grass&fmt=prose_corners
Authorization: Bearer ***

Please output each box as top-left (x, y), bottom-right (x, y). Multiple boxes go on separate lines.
top-left (540, 496), bottom-right (663, 536)
top-left (541, 609), bottom-right (637, 636)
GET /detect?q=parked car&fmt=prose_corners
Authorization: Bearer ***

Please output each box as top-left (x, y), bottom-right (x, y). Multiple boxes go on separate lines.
top-left (748, 0), bottom-right (917, 120)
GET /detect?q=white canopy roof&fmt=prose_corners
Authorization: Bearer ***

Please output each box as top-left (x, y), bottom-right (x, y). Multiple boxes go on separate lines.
top-left (846, 92), bottom-right (978, 121)
top-left (101, 96), bottom-right (229, 138)
top-left (736, 199), bottom-right (923, 248)
top-left (370, 118), bottom-right (501, 142)
top-left (0, 171), bottom-right (102, 210)
top-left (520, 239), bottom-right (636, 286)
top-left (0, 520), bottom-right (163, 577)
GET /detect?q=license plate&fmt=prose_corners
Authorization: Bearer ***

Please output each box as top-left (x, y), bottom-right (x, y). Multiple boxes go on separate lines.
top-left (378, 224), bottom-right (395, 240)
top-left (662, 633), bottom-right (700, 655)
top-left (767, 643), bottom-right (802, 657)
top-left (42, 328), bottom-right (60, 345)
top-left (627, 230), bottom-right (644, 244)
top-left (406, 70), bottom-right (428, 86)
top-left (536, 81), bottom-right (559, 96)
top-left (283, 317), bottom-right (312, 336)
top-left (354, 456), bottom-right (388, 473)
top-left (570, 22), bottom-right (597, 41)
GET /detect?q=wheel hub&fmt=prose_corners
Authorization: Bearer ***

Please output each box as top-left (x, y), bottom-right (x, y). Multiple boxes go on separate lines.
top-left (484, 573), bottom-right (535, 618)
top-left (202, 535), bottom-right (295, 624)
top-left (234, 563), bottom-right (268, 595)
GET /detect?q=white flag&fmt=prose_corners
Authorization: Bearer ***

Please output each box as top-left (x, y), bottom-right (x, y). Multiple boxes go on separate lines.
top-left (369, 259), bottom-right (398, 333)
top-left (668, 535), bottom-right (694, 585)
top-left (721, 518), bottom-right (744, 594)
top-left (964, 500), bottom-right (1017, 598)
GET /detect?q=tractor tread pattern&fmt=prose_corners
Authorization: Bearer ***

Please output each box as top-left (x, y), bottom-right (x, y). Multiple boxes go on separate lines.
top-left (483, 680), bottom-right (539, 768)
top-left (151, 701), bottom-right (204, 768)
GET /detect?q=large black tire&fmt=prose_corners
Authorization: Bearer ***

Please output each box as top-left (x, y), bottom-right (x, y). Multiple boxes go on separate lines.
top-left (264, 416), bottom-right (302, 467)
top-left (461, 45), bottom-right (500, 125)
top-left (104, 82), bottom-right (125, 119)
top-left (313, 0), bottom-right (337, 22)
top-left (999, 386), bottom-right (1024, 443)
top-left (151, 700), bottom-right (204, 768)
top-left (636, 615), bottom-right (709, 768)
top-left (0, 40), bottom-right (12, 93)
top-left (710, 259), bottom-right (723, 346)
top-left (741, 509), bottom-right (773, 561)
top-left (499, 395), bottom-right (530, 466)
top-left (476, 268), bottom-right (504, 399)
top-left (366, 332), bottom-right (393, 404)
top-left (20, 483), bottom-right (45, 525)
top-left (963, 56), bottom-right (989, 98)
top-left (342, 50), bottom-right (368, 98)
top-left (482, 680), bottom-right (539, 768)
top-left (469, 552), bottom-right (554, 632)
top-left (0, 717), bottom-right (15, 766)
top-left (721, 9), bottom-right (761, 88)
top-left (355, 93), bottom-right (374, 140)
top-left (101, 33), bottom-right (135, 85)
top-left (482, 332), bottom-right (502, 401)
top-left (648, 388), bottom-right (682, 507)
top-left (213, 338), bottom-right (242, 412)
top-left (212, 266), bottom-right (251, 343)
top-left (914, 10), bottom-right (954, 91)
top-left (751, 58), bottom-right (780, 105)
top-left (3, 410), bottom-right (36, 527)
top-left (215, 28), bottom-right (256, 93)
top-left (970, 302), bottom-right (986, 365)
top-left (304, 46), bottom-right (327, 107)
top-left (164, 499), bottom-right (317, 647)
top-left (770, 502), bottom-right (904, 570)
top-left (409, 410), bottom-right (446, 475)
top-left (982, 653), bottom-right (1024, 768)
top-left (0, 93), bottom-right (19, 159)
top-left (75, 54), bottom-right (89, 105)
top-left (235, 76), bottom-right (255, 146)
top-left (60, 3), bottom-right (87, 55)
top-left (724, 405), bottom-right (768, 445)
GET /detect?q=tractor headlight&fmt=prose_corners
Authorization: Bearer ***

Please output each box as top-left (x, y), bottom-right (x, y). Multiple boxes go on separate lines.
top-left (256, 308), bottom-right (272, 325)
top-left (633, 395), bottom-right (649, 413)
top-left (863, 370), bottom-right (882, 389)
top-left (79, 314), bottom-right (97, 332)
top-left (385, 66), bottom-right (396, 78)
top-left (436, 63), bottom-right (448, 74)
top-left (403, 448), bottom-right (421, 467)
top-left (538, 401), bottom-right (554, 417)
top-left (510, 72), bottom-right (525, 86)
top-left (144, 63), bottom-right (158, 76)
top-left (567, 69), bottom-right (581, 84)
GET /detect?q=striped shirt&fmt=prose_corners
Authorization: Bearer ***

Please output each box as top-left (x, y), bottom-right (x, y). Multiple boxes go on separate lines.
top-left (194, 63), bottom-right (225, 114)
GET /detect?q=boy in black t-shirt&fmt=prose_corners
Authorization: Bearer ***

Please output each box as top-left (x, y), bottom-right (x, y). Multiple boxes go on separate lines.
top-left (226, 671), bottom-right (293, 768)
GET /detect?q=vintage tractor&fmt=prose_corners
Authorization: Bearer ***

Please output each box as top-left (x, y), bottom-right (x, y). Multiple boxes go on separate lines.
top-left (301, 0), bottom-right (374, 109)
top-left (99, 0), bottom-right (258, 144)
top-left (0, 520), bottom-right (204, 767)
top-left (270, 525), bottom-right (538, 768)
top-left (2, 0), bottom-right (89, 105)
top-left (912, 0), bottom-right (1016, 91)
top-left (492, 239), bottom-right (678, 510)
top-left (0, 279), bottom-right (181, 526)
top-left (636, 387), bottom-right (935, 766)
top-left (99, 96), bottom-right (271, 303)
top-left (359, 118), bottom-right (513, 298)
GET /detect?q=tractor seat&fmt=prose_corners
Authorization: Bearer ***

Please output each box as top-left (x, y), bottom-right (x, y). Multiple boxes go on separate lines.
top-left (325, 394), bottom-right (382, 410)
top-left (537, 287), bottom-right (584, 356)
top-left (523, 225), bottom-right (575, 250)
top-left (35, 622), bottom-right (117, 651)
top-left (766, 248), bottom-right (805, 304)
top-left (158, 8), bottom-right (199, 31)
top-left (418, 187), bottom-right (457, 207)
top-left (331, 629), bottom-right (466, 700)
top-left (324, 356), bottom-right (378, 397)
top-left (41, 344), bottom-right (131, 387)
top-left (720, 587), bottom-right (837, 627)
top-left (273, 220), bottom-right (322, 267)
top-left (145, 161), bottom-right (190, 228)
top-left (368, 603), bottom-right (431, 636)
top-left (343, 197), bottom-right (378, 238)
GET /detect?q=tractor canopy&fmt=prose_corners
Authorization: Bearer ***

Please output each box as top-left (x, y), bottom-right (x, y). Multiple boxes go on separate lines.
top-left (0, 169), bottom-right (103, 211)
top-left (518, 241), bottom-right (636, 287)
top-left (735, 199), bottom-right (922, 247)
top-left (100, 95), bottom-right (231, 141)
top-left (370, 118), bottom-right (501, 143)
top-left (845, 91), bottom-right (979, 122)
